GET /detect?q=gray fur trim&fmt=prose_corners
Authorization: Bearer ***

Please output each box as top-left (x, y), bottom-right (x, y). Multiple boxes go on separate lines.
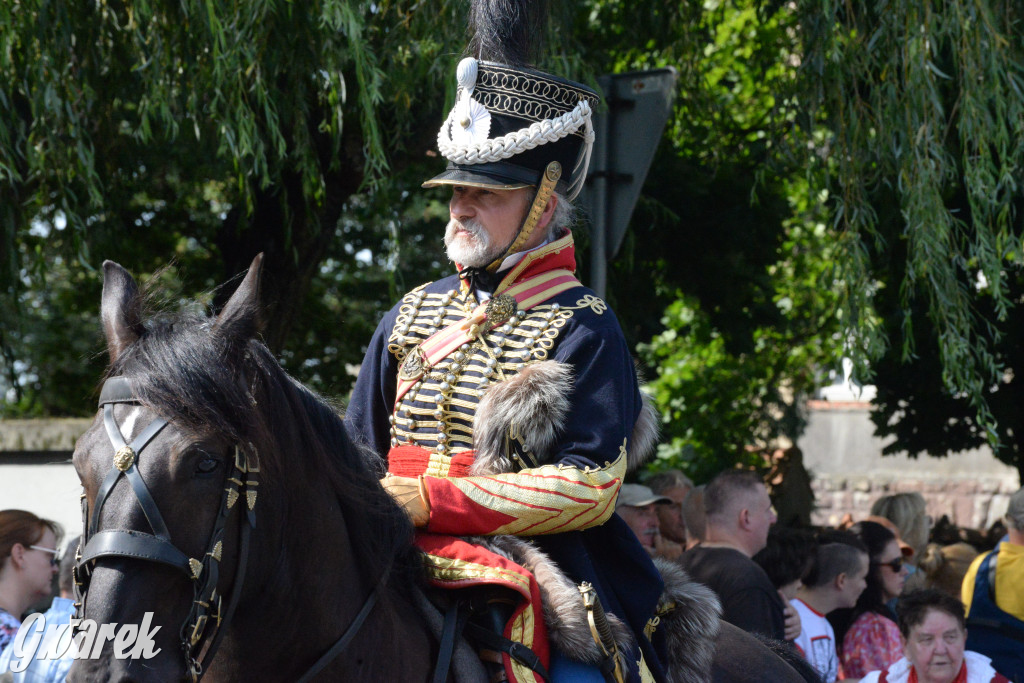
top-left (469, 535), bottom-right (634, 665)
top-left (651, 557), bottom-right (721, 683)
top-left (628, 392), bottom-right (660, 473)
top-left (471, 360), bottom-right (572, 474)
top-left (471, 360), bottom-right (660, 475)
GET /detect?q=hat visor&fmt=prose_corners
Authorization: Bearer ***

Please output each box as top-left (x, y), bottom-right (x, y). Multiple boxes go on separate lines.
top-left (422, 167), bottom-right (531, 191)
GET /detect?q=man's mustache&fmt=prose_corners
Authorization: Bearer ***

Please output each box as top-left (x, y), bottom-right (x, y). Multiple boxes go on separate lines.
top-left (449, 218), bottom-right (487, 238)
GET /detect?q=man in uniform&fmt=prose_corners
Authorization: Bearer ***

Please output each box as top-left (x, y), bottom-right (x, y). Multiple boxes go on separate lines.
top-left (344, 4), bottom-right (673, 681)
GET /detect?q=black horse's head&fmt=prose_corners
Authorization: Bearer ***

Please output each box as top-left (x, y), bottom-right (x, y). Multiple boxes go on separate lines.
top-left (70, 256), bottom-right (418, 682)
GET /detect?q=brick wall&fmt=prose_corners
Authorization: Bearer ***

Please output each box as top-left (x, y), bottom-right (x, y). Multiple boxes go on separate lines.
top-left (797, 401), bottom-right (1019, 531)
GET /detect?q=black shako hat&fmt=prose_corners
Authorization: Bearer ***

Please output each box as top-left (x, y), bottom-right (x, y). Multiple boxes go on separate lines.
top-left (423, 57), bottom-right (599, 200)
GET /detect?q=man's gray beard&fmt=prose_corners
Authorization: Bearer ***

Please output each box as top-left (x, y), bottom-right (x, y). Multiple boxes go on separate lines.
top-left (445, 218), bottom-right (507, 268)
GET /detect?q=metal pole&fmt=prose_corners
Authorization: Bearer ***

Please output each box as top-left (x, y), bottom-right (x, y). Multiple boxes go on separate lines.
top-left (590, 80), bottom-right (611, 299)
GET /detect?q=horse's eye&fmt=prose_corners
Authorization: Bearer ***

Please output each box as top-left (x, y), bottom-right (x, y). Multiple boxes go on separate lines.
top-left (195, 457), bottom-right (220, 475)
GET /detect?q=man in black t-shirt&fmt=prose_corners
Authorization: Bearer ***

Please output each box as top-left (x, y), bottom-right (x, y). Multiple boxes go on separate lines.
top-left (679, 469), bottom-right (786, 639)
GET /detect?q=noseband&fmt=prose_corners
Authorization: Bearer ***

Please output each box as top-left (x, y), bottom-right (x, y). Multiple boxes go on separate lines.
top-left (75, 376), bottom-right (258, 681)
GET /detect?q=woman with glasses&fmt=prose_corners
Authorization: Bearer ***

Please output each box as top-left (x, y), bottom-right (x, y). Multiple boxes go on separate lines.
top-left (830, 520), bottom-right (909, 679)
top-left (0, 509), bottom-right (62, 652)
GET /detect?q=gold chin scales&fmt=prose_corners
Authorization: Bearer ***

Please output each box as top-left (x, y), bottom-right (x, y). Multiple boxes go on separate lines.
top-left (486, 160), bottom-right (562, 273)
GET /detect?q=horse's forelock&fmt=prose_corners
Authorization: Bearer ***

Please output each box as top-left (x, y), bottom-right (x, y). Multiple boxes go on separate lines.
top-left (110, 313), bottom-right (254, 445)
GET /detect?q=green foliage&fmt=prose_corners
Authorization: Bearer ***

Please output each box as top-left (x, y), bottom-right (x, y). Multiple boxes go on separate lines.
top-left (638, 173), bottom-right (839, 482)
top-left (9, 0), bottom-right (1017, 488)
top-left (796, 0), bottom-right (1024, 442)
top-left (0, 0), bottom-right (466, 414)
top-left (601, 0), bottom-right (843, 481)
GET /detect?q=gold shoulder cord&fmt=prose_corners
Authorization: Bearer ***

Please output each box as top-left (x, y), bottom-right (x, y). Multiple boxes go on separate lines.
top-left (486, 161), bottom-right (562, 273)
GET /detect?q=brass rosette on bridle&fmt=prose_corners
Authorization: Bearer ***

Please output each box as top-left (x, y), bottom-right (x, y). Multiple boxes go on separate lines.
top-left (113, 445), bottom-right (135, 471)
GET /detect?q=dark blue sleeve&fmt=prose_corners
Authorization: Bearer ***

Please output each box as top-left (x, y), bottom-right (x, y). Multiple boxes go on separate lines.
top-left (344, 310), bottom-right (399, 466)
top-left (548, 310), bottom-right (641, 469)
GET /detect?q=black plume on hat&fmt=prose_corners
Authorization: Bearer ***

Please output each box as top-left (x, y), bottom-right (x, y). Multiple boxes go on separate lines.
top-left (467, 0), bottom-right (544, 66)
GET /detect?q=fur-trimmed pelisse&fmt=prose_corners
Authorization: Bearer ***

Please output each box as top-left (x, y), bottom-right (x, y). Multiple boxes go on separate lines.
top-left (651, 558), bottom-right (722, 683)
top-left (466, 360), bottom-right (722, 680)
top-left (470, 360), bottom-right (660, 475)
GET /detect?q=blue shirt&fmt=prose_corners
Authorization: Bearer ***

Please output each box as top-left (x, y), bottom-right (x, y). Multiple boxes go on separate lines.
top-left (0, 597), bottom-right (76, 683)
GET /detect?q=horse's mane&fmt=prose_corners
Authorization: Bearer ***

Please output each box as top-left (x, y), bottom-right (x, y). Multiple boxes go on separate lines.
top-left (106, 308), bottom-right (422, 600)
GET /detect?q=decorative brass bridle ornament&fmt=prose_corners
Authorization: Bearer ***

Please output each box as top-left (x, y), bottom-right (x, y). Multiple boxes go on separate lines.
top-left (113, 446), bottom-right (135, 471)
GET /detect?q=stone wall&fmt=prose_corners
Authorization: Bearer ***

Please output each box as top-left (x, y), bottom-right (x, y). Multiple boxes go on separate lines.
top-left (0, 418), bottom-right (91, 452)
top-left (798, 400), bottom-right (1020, 531)
top-left (0, 418), bottom-right (90, 547)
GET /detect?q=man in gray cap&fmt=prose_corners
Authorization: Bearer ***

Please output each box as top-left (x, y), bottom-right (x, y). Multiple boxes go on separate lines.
top-left (615, 483), bottom-right (672, 553)
top-left (962, 486), bottom-right (1024, 680)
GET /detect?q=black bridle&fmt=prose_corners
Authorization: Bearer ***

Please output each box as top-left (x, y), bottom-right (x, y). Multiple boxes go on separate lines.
top-left (75, 375), bottom-right (258, 681)
top-left (74, 375), bottom-right (383, 681)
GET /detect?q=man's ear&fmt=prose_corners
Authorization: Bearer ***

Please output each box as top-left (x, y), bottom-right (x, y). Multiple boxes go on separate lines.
top-left (738, 508), bottom-right (752, 531)
top-left (835, 572), bottom-right (847, 591)
top-left (536, 193), bottom-right (558, 232)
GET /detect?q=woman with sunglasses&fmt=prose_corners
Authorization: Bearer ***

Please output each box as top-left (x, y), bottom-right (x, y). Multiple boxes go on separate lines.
top-left (0, 509), bottom-right (62, 652)
top-left (830, 520), bottom-right (910, 679)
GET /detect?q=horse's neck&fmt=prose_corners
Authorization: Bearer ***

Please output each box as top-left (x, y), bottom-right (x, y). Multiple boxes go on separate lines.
top-left (213, 491), bottom-right (435, 680)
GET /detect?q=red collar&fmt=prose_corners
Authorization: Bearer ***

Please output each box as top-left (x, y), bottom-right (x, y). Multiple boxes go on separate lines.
top-left (457, 233), bottom-right (578, 296)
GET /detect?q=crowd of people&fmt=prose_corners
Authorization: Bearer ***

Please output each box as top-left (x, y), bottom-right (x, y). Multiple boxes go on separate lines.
top-left (4, 478), bottom-right (1021, 682)
top-left (616, 474), bottom-right (1024, 682)
top-left (2, 3), bottom-right (1022, 679)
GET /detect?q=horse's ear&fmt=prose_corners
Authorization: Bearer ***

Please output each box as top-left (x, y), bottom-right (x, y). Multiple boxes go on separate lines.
top-left (101, 261), bottom-right (145, 362)
top-left (214, 253), bottom-right (265, 339)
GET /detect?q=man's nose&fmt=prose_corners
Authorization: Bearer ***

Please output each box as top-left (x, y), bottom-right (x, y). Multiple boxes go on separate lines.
top-left (450, 194), bottom-right (475, 219)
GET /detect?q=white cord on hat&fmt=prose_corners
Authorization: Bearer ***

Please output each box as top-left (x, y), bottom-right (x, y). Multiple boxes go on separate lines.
top-left (437, 57), bottom-right (596, 200)
top-left (437, 99), bottom-right (594, 200)
top-left (438, 99), bottom-right (593, 165)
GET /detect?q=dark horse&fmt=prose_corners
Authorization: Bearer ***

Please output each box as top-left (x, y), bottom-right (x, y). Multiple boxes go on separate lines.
top-left (70, 255), bottom-right (812, 682)
top-left (70, 256), bottom-right (434, 681)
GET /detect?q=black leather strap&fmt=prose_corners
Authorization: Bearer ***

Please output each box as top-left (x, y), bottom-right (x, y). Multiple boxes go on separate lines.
top-left (432, 600), bottom-right (467, 683)
top-left (986, 547), bottom-right (998, 601)
top-left (102, 405), bottom-right (128, 450)
top-left (81, 529), bottom-right (192, 575)
top-left (196, 519), bottom-right (252, 674)
top-left (90, 466), bottom-right (124, 537)
top-left (294, 585), bottom-right (381, 683)
top-left (99, 376), bottom-right (137, 405)
top-left (123, 465), bottom-right (173, 540)
top-left (463, 622), bottom-right (550, 681)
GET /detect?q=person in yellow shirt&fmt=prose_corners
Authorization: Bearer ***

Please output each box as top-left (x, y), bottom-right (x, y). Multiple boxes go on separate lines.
top-left (961, 486), bottom-right (1024, 680)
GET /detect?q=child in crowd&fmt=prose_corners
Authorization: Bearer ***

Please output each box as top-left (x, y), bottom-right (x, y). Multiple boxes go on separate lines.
top-left (828, 521), bottom-right (909, 679)
top-left (754, 527), bottom-right (817, 601)
top-left (792, 537), bottom-right (870, 683)
top-left (753, 526), bottom-right (818, 641)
